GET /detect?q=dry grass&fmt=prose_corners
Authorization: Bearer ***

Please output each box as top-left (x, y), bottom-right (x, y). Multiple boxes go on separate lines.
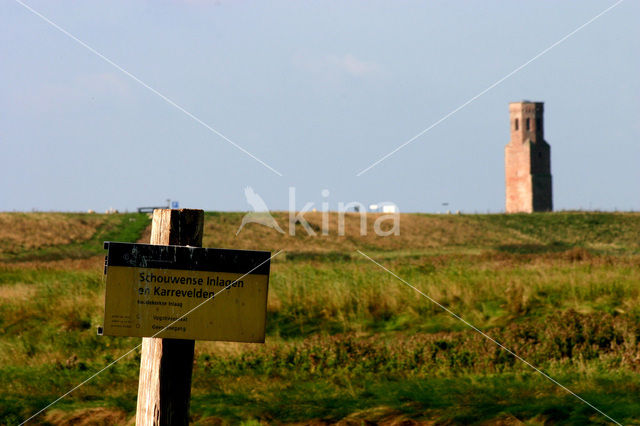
top-left (202, 212), bottom-right (533, 253)
top-left (202, 211), bottom-right (640, 255)
top-left (0, 283), bottom-right (36, 301)
top-left (0, 255), bottom-right (104, 271)
top-left (0, 213), bottom-right (107, 253)
top-left (45, 408), bottom-right (131, 426)
top-left (3, 211), bottom-right (638, 259)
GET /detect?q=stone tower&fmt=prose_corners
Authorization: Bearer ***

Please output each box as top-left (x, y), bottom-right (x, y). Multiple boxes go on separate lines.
top-left (505, 101), bottom-right (552, 213)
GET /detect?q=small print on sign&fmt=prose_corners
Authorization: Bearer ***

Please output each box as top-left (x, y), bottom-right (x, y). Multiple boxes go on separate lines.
top-left (102, 242), bottom-right (271, 342)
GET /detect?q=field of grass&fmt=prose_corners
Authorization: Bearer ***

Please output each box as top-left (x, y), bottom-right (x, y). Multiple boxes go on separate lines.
top-left (1, 211), bottom-right (639, 425)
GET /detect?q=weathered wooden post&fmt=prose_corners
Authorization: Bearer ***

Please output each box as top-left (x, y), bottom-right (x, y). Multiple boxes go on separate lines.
top-left (136, 209), bottom-right (203, 426)
top-left (102, 208), bottom-right (271, 426)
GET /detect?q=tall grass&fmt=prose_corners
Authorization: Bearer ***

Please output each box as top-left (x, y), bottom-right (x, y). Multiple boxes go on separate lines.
top-left (1, 212), bottom-right (639, 424)
top-left (265, 254), bottom-right (640, 336)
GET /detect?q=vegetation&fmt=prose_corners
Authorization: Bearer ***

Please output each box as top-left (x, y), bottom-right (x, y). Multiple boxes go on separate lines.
top-left (0, 212), bottom-right (150, 263)
top-left (0, 211), bottom-right (639, 424)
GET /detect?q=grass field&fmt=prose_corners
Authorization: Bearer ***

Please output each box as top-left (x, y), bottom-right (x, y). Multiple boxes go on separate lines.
top-left (1, 211), bottom-right (639, 425)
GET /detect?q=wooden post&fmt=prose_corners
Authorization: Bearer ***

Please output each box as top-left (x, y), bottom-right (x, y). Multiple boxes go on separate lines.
top-left (136, 209), bottom-right (204, 426)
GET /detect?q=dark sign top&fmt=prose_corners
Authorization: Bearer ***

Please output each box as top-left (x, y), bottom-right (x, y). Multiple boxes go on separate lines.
top-left (104, 242), bottom-right (271, 275)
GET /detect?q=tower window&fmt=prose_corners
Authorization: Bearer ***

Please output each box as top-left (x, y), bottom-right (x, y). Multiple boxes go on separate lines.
top-left (514, 119), bottom-right (519, 130)
top-left (526, 118), bottom-right (531, 131)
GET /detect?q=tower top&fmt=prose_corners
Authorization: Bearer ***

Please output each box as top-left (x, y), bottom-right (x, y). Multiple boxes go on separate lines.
top-left (509, 101), bottom-right (544, 113)
top-left (508, 100), bottom-right (545, 142)
top-left (509, 101), bottom-right (544, 119)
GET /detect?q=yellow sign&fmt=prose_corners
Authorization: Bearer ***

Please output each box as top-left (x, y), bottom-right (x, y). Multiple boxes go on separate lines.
top-left (102, 242), bottom-right (270, 342)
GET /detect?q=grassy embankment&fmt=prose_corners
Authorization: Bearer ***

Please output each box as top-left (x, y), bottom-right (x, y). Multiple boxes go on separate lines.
top-left (1, 211), bottom-right (639, 425)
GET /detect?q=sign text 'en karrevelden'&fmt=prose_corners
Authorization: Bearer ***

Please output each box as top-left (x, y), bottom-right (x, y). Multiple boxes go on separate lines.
top-left (102, 242), bottom-right (271, 342)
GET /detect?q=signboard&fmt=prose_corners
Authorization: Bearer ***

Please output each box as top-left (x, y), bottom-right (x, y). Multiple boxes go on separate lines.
top-left (102, 242), bottom-right (271, 342)
top-left (171, 201), bottom-right (179, 209)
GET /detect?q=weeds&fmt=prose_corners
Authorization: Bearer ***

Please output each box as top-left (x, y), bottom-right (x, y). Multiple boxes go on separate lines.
top-left (1, 212), bottom-right (639, 424)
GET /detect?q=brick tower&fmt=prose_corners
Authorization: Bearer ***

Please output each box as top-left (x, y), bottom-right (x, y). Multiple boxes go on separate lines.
top-left (505, 101), bottom-right (552, 213)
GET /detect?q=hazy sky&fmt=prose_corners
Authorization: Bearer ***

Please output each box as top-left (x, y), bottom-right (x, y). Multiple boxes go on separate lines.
top-left (2, 0), bottom-right (638, 213)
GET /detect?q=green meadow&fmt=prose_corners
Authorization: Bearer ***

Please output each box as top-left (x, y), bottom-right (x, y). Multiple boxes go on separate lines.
top-left (1, 211), bottom-right (639, 425)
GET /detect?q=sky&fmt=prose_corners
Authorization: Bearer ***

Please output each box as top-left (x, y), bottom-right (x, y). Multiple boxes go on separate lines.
top-left (1, 0), bottom-right (639, 213)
